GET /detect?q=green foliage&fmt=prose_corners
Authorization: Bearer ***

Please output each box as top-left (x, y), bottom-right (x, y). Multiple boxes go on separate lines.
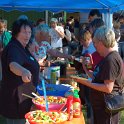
top-left (0, 10), bottom-right (45, 30)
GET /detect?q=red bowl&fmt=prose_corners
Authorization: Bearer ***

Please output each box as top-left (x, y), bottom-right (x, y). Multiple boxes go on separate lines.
top-left (25, 110), bottom-right (68, 124)
top-left (32, 96), bottom-right (67, 111)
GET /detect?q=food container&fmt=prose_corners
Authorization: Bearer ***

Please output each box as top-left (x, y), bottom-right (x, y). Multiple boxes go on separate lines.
top-left (25, 110), bottom-right (68, 124)
top-left (44, 66), bottom-right (60, 79)
top-left (51, 60), bottom-right (67, 77)
top-left (32, 96), bottom-right (67, 111)
top-left (37, 84), bottom-right (71, 97)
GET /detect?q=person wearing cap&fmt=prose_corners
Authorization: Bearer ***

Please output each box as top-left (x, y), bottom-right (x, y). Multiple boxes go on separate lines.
top-left (49, 18), bottom-right (64, 52)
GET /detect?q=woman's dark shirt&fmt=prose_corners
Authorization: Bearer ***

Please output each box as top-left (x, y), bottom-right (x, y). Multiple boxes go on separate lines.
top-left (90, 51), bottom-right (124, 107)
top-left (62, 30), bottom-right (68, 47)
top-left (0, 39), bottom-right (40, 118)
top-left (66, 23), bottom-right (74, 33)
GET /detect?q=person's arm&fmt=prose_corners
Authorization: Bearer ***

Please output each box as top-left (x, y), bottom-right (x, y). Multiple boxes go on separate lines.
top-left (9, 62), bottom-right (32, 83)
top-left (79, 56), bottom-right (94, 78)
top-left (71, 76), bottom-right (114, 93)
top-left (82, 62), bottom-right (94, 78)
top-left (64, 29), bottom-right (71, 41)
top-left (54, 28), bottom-right (64, 39)
top-left (71, 32), bottom-right (78, 42)
top-left (47, 49), bottom-right (72, 60)
top-left (0, 42), bottom-right (3, 56)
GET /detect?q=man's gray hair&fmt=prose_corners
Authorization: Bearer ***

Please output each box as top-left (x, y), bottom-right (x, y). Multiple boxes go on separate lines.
top-left (93, 26), bottom-right (116, 48)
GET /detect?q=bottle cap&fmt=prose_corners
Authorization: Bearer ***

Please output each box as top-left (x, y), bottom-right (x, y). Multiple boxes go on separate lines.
top-left (51, 69), bottom-right (56, 72)
top-left (74, 89), bottom-right (79, 98)
top-left (68, 95), bottom-right (73, 98)
top-left (67, 96), bottom-right (73, 100)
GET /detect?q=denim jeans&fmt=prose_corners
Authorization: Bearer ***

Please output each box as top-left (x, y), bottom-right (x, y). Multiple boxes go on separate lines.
top-left (0, 60), bottom-right (2, 81)
top-left (118, 41), bottom-right (124, 61)
top-left (79, 84), bottom-right (94, 124)
top-left (6, 118), bottom-right (26, 124)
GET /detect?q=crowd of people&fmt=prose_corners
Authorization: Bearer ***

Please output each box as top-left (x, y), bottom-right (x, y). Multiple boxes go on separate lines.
top-left (0, 9), bottom-right (124, 124)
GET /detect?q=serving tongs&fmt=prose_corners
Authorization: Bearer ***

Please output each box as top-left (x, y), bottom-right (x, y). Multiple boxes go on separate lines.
top-left (22, 93), bottom-right (34, 99)
top-left (31, 92), bottom-right (41, 99)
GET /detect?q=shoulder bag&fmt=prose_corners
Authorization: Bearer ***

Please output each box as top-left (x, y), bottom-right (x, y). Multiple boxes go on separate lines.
top-left (104, 91), bottom-right (124, 114)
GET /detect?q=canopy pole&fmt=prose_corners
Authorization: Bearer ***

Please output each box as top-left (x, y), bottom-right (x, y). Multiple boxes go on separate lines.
top-left (111, 4), bottom-right (124, 10)
top-left (63, 11), bottom-right (66, 23)
top-left (102, 12), bottom-right (113, 29)
top-left (45, 10), bottom-right (48, 24)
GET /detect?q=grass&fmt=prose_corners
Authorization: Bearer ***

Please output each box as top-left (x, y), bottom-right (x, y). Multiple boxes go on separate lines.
top-left (121, 111), bottom-right (124, 123)
top-left (0, 116), bottom-right (6, 124)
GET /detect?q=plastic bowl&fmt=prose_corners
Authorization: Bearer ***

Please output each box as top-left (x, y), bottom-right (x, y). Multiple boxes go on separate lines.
top-left (25, 110), bottom-right (68, 124)
top-left (32, 96), bottom-right (67, 111)
top-left (37, 84), bottom-right (71, 97)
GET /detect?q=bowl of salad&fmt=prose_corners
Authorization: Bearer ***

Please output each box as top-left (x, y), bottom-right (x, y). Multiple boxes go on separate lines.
top-left (25, 110), bottom-right (68, 124)
top-left (32, 96), bottom-right (67, 111)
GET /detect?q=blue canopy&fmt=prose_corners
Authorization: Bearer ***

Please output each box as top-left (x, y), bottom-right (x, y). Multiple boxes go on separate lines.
top-left (0, 0), bottom-right (124, 13)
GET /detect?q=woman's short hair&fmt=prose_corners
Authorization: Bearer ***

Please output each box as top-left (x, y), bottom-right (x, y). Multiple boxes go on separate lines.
top-left (12, 19), bottom-right (32, 39)
top-left (17, 15), bottom-right (28, 20)
top-left (80, 30), bottom-right (92, 42)
top-left (93, 26), bottom-right (116, 48)
top-left (35, 24), bottom-right (50, 33)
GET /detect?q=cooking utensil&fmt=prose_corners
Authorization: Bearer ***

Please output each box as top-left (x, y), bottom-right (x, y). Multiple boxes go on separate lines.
top-left (31, 92), bottom-right (41, 99)
top-left (22, 93), bottom-right (34, 99)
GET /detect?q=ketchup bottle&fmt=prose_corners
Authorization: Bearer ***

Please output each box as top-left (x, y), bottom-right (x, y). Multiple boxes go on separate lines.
top-left (66, 96), bottom-right (73, 121)
top-left (73, 90), bottom-right (81, 118)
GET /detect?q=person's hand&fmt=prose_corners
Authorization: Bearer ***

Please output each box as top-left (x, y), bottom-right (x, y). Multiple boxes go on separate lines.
top-left (70, 75), bottom-right (78, 82)
top-left (54, 27), bottom-right (58, 32)
top-left (45, 60), bottom-right (51, 67)
top-left (70, 75), bottom-right (88, 81)
top-left (35, 43), bottom-right (39, 53)
top-left (68, 55), bottom-right (75, 61)
top-left (22, 69), bottom-right (32, 83)
top-left (82, 60), bottom-right (87, 71)
top-left (80, 56), bottom-right (87, 71)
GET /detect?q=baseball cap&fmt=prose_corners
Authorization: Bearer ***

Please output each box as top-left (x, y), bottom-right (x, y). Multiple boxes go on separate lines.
top-left (50, 18), bottom-right (58, 23)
